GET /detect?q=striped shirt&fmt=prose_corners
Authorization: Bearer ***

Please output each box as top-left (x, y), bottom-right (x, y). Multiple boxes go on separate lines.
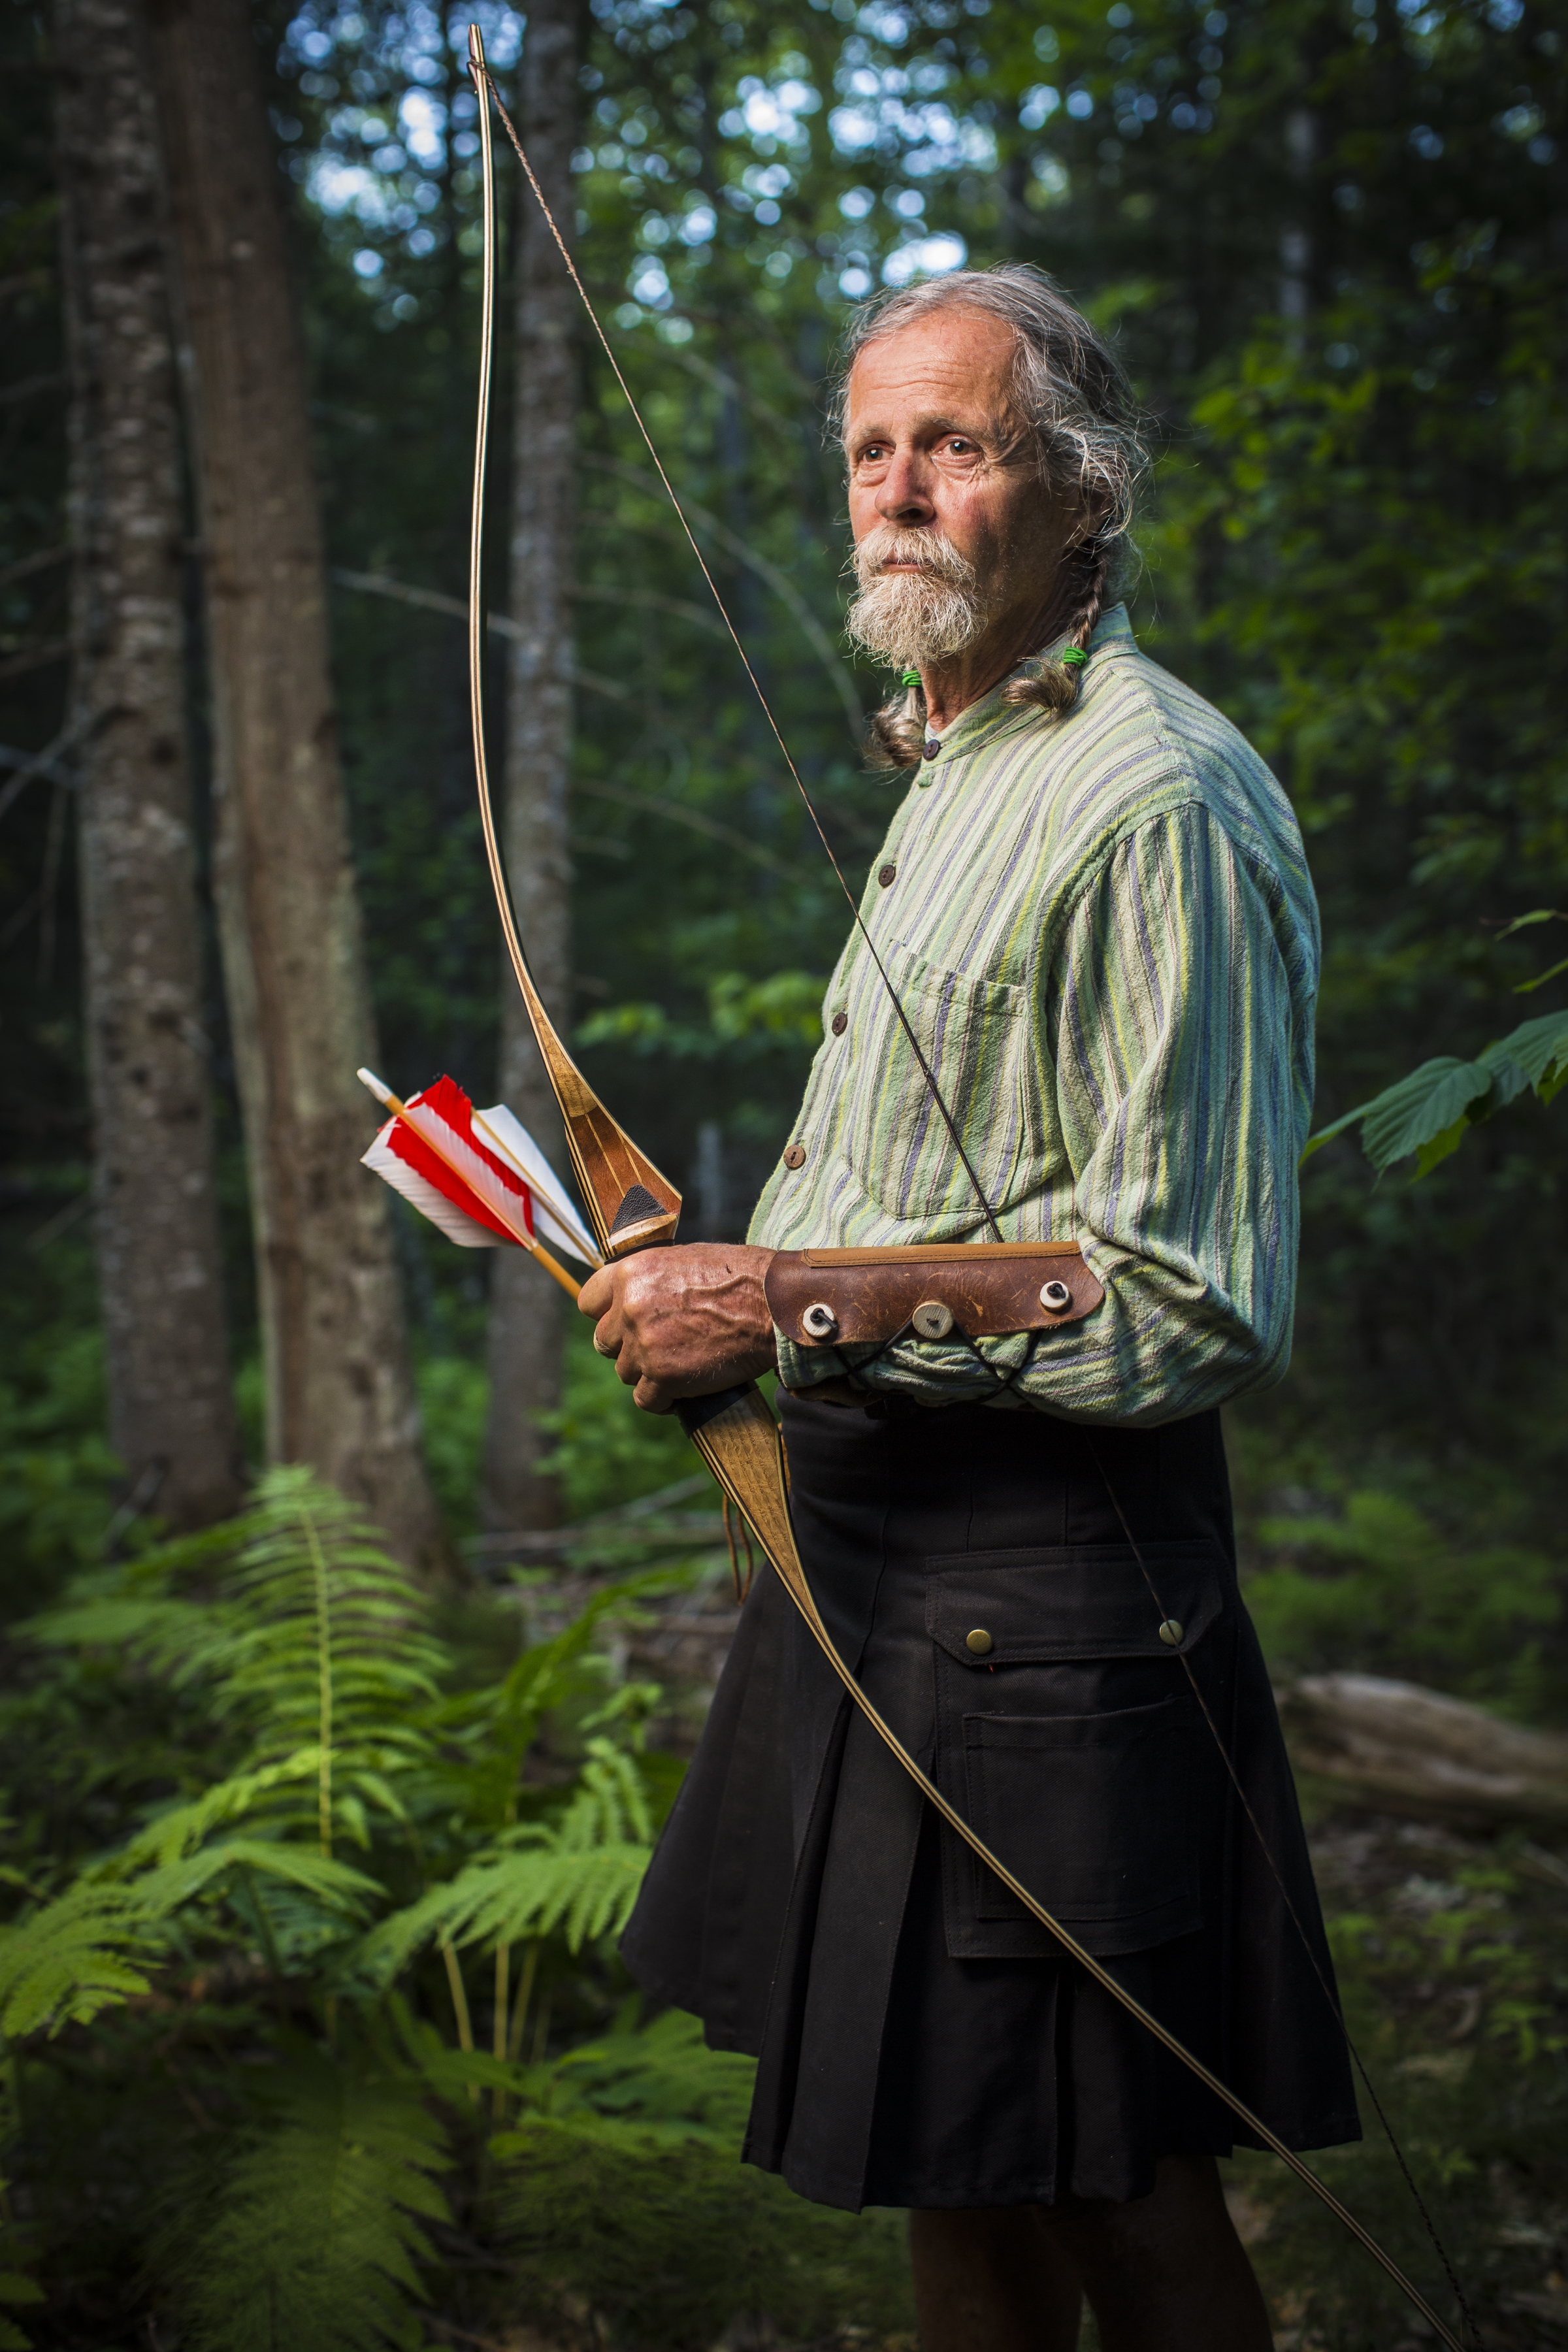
top-left (747, 603), bottom-right (1320, 1424)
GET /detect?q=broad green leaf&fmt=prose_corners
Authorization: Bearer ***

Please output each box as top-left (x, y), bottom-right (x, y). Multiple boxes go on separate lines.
top-left (1359, 1058), bottom-right (1495, 1173)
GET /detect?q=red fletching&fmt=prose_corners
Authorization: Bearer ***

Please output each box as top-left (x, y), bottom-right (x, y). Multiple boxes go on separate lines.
top-left (364, 1074), bottom-right (536, 1250)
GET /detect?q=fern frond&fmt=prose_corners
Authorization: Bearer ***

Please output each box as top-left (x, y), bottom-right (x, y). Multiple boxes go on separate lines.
top-left (165, 2052), bottom-right (450, 2352)
top-left (552, 1739), bottom-right (655, 1852)
top-left (134, 1838), bottom-right (382, 1922)
top-left (358, 1836), bottom-right (650, 1984)
top-left (0, 1880), bottom-right (158, 2038)
top-left (119, 1751), bottom-right (327, 1869)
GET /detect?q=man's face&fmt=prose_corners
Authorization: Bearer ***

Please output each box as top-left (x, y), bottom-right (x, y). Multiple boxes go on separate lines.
top-left (843, 308), bottom-right (1073, 672)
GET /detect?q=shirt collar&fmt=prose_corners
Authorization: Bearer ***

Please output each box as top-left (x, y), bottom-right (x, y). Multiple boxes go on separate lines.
top-left (917, 601), bottom-right (1135, 776)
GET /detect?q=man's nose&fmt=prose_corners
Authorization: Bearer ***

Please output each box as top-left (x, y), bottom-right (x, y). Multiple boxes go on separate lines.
top-left (874, 449), bottom-right (934, 524)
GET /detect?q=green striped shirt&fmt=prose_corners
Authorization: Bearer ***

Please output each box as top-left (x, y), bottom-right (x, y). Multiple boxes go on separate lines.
top-left (748, 603), bottom-right (1320, 1424)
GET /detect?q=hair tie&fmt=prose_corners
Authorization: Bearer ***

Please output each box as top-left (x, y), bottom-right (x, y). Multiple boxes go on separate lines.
top-left (900, 669), bottom-right (921, 689)
top-left (1059, 647), bottom-right (1089, 669)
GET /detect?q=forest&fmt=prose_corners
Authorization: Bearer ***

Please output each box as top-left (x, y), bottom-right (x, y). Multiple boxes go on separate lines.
top-left (1, 0), bottom-right (1566, 2342)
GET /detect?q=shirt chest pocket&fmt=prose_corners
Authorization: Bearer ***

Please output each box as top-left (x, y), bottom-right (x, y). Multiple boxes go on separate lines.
top-left (839, 939), bottom-right (1028, 1227)
top-left (924, 1543), bottom-right (1227, 1961)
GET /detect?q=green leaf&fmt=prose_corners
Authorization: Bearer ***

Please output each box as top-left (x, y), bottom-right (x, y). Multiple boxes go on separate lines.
top-left (1358, 1058), bottom-right (1495, 1173)
top-left (1514, 954), bottom-right (1568, 995)
top-left (1496, 1007), bottom-right (1568, 1102)
top-left (1497, 907), bottom-right (1567, 939)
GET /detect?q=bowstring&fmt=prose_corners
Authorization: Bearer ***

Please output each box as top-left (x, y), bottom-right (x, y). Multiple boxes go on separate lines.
top-left (471, 49), bottom-right (1478, 2344)
top-left (474, 61), bottom-right (1003, 1246)
top-left (1088, 1437), bottom-right (1484, 2351)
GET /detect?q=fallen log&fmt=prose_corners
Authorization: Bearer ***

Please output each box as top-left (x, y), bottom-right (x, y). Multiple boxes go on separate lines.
top-left (1276, 1673), bottom-right (1568, 1829)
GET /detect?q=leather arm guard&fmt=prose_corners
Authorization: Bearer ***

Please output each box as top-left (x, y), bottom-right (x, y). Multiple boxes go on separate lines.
top-left (764, 1242), bottom-right (1103, 1349)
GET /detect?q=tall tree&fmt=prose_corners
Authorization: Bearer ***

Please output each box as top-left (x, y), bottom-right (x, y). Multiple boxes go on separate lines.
top-left (481, 0), bottom-right (580, 1535)
top-left (142, 0), bottom-right (443, 1567)
top-left (55, 0), bottom-right (240, 1529)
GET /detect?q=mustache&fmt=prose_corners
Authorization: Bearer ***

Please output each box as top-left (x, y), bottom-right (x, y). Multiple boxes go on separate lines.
top-left (849, 525), bottom-right (977, 594)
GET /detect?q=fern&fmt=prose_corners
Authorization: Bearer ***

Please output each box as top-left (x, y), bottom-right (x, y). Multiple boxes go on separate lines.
top-left (163, 2051), bottom-right (450, 2352)
top-left (0, 1880), bottom-right (157, 2038)
top-left (359, 1740), bottom-right (654, 1979)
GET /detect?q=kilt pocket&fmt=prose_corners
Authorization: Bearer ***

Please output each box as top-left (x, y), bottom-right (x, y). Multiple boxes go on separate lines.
top-left (960, 1698), bottom-right (1199, 1956)
top-left (926, 1543), bottom-right (1224, 1961)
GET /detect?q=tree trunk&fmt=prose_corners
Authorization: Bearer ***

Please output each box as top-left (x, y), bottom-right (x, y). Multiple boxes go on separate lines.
top-left (481, 0), bottom-right (580, 1536)
top-left (142, 0), bottom-right (444, 1569)
top-left (56, 0), bottom-right (240, 1531)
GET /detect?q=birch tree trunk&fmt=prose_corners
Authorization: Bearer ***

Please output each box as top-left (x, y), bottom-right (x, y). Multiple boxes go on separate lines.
top-left (56, 0), bottom-right (240, 1530)
top-left (481, 0), bottom-right (579, 1535)
top-left (143, 0), bottom-right (443, 1568)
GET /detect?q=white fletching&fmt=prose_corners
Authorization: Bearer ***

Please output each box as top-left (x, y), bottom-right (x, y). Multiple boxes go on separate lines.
top-left (361, 1130), bottom-right (498, 1248)
top-left (473, 1105), bottom-right (603, 1267)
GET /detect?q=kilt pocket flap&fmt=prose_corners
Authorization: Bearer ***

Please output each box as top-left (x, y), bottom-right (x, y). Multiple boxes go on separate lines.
top-left (925, 1541), bottom-right (1226, 1663)
top-left (959, 1697), bottom-right (1201, 1956)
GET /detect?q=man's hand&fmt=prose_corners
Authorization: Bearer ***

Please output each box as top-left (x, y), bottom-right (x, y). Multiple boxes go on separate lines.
top-left (577, 1243), bottom-right (777, 1414)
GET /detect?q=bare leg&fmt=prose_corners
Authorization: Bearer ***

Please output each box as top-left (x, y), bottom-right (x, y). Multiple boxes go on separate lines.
top-left (909, 2208), bottom-right (1083, 2352)
top-left (909, 2158), bottom-right (1270, 2352)
top-left (1044, 2156), bottom-right (1272, 2352)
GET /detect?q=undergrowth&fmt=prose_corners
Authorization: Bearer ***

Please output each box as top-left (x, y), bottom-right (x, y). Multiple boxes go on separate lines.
top-left (0, 1466), bottom-right (913, 2350)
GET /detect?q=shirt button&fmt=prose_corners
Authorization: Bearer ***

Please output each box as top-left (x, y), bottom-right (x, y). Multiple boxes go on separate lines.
top-left (965, 1628), bottom-right (994, 1656)
top-left (877, 862), bottom-right (896, 888)
top-left (782, 1142), bottom-right (807, 1170)
top-left (831, 1012), bottom-right (847, 1037)
top-left (923, 738), bottom-right (940, 760)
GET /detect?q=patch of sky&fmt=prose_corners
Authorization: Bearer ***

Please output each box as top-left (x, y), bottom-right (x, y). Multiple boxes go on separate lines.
top-left (1019, 84), bottom-right (1060, 128)
top-left (1033, 25), bottom-right (1059, 59)
top-left (840, 185), bottom-right (875, 217)
top-left (1486, 0), bottom-right (1523, 23)
top-left (629, 257), bottom-right (672, 308)
top-left (400, 88), bottom-right (446, 167)
top-left (1066, 88), bottom-right (1094, 117)
top-left (859, 3), bottom-right (911, 40)
top-left (730, 74), bottom-right (821, 145)
top-left (889, 186), bottom-right (925, 215)
top-left (678, 202), bottom-right (717, 245)
top-left (883, 231), bottom-right (966, 283)
top-left (839, 263), bottom-right (875, 297)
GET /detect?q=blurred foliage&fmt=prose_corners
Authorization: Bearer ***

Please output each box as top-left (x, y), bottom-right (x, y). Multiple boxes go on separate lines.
top-left (0, 1472), bottom-right (912, 2347)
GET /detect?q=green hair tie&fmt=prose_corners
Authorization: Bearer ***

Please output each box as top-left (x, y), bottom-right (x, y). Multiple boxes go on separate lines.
top-left (900, 669), bottom-right (921, 689)
top-left (1060, 647), bottom-right (1089, 669)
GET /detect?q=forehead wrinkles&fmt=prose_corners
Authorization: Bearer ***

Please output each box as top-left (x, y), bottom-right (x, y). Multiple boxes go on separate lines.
top-left (845, 342), bottom-right (1029, 453)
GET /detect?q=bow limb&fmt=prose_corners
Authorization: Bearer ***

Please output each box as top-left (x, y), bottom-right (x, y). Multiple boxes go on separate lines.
top-left (463, 35), bottom-right (804, 1544)
top-left (466, 22), bottom-right (678, 1260)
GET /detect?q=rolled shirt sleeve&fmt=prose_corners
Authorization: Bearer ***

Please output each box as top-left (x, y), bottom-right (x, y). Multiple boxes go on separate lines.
top-left (774, 800), bottom-right (1317, 1424)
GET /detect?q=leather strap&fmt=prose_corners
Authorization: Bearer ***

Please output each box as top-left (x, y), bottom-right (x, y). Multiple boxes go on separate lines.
top-left (764, 1242), bottom-right (1103, 1347)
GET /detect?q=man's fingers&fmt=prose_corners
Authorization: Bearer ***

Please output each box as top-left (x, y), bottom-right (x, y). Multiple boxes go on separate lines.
top-left (578, 1266), bottom-right (615, 1321)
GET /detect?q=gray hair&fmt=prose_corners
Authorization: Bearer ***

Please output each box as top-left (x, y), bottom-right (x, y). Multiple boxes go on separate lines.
top-left (831, 264), bottom-right (1149, 765)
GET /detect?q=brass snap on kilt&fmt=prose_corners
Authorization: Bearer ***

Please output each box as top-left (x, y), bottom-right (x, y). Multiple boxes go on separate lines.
top-left (965, 1627), bottom-right (994, 1656)
top-left (1039, 1279), bottom-right (1072, 1313)
top-left (911, 1299), bottom-right (955, 1339)
top-left (801, 1302), bottom-right (838, 1340)
top-left (782, 1142), bottom-right (807, 1169)
top-left (1158, 1619), bottom-right (1185, 1647)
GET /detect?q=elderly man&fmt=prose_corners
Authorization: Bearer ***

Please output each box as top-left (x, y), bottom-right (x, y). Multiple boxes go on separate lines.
top-left (582, 265), bottom-right (1357, 2352)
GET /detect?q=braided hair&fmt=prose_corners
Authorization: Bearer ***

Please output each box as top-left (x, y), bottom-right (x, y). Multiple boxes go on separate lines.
top-left (838, 266), bottom-right (1145, 770)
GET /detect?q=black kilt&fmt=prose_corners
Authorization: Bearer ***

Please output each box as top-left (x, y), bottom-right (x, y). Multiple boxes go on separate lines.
top-left (621, 1391), bottom-right (1360, 2212)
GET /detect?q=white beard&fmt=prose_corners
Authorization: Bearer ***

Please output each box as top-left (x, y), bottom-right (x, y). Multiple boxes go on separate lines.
top-left (843, 526), bottom-right (995, 670)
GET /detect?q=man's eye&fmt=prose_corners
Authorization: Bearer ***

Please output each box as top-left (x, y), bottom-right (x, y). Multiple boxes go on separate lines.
top-left (943, 437), bottom-right (977, 456)
top-left (858, 444), bottom-right (889, 463)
